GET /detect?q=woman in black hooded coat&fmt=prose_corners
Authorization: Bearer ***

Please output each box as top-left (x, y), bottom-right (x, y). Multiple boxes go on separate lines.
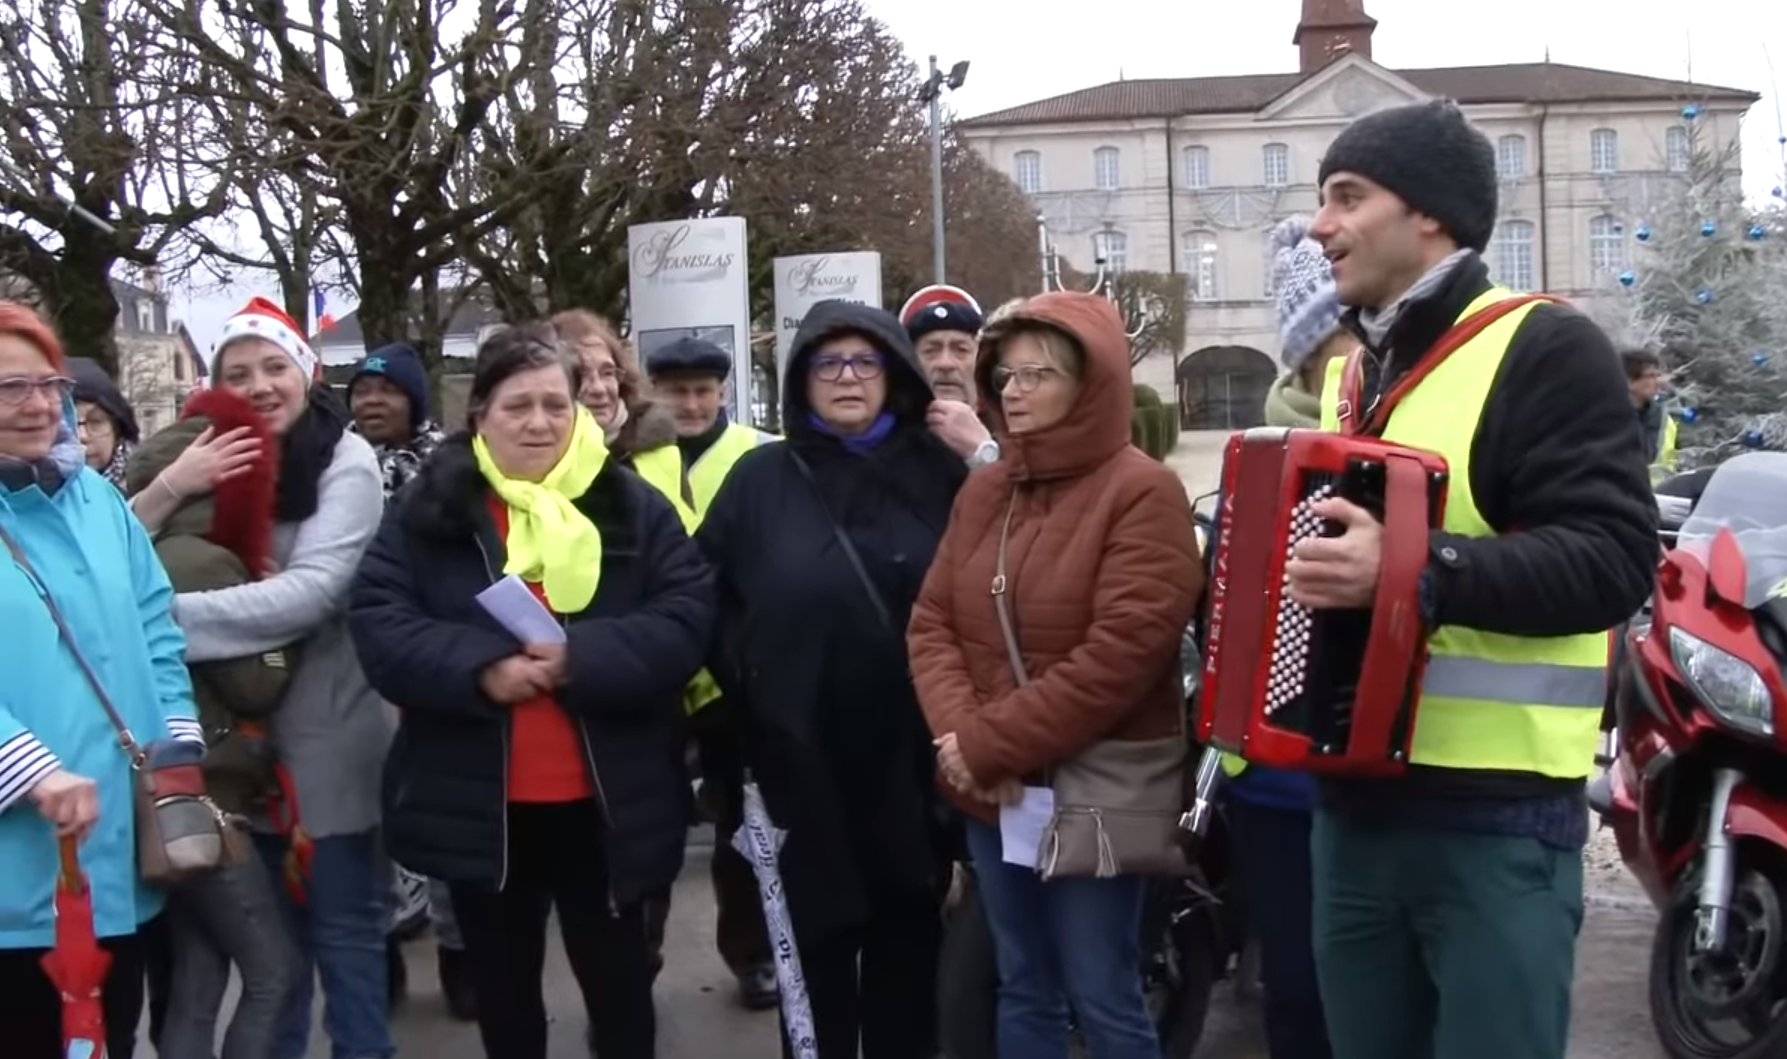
top-left (697, 300), bottom-right (967, 1059)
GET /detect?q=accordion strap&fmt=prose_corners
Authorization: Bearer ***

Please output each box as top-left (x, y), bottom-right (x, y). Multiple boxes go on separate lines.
top-left (1338, 293), bottom-right (1560, 436)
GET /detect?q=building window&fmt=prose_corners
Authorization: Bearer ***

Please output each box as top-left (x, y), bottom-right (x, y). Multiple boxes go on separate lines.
top-left (1093, 147), bottom-right (1121, 190)
top-left (1589, 215), bottom-right (1625, 273)
top-left (1496, 135), bottom-right (1527, 179)
top-left (1490, 221), bottom-right (1536, 291)
top-left (1013, 150), bottom-right (1042, 193)
top-left (134, 298), bottom-right (156, 333)
top-left (1263, 143), bottom-right (1290, 188)
top-left (1590, 128), bottom-right (1619, 174)
top-left (1182, 145), bottom-right (1210, 189)
top-left (1183, 231), bottom-right (1219, 300)
top-left (1094, 229), bottom-right (1128, 273)
top-left (1665, 126), bottom-right (1690, 172)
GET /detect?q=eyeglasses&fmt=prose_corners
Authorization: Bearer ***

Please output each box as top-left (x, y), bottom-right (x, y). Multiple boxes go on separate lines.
top-left (0, 375), bottom-right (74, 408)
top-left (991, 365), bottom-right (1064, 394)
top-left (79, 413), bottom-right (114, 437)
top-left (810, 353), bottom-right (884, 383)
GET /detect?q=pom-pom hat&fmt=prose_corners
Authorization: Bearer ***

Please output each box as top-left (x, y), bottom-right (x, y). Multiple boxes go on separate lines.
top-left (1270, 217), bottom-right (1344, 372)
top-left (214, 296), bottom-right (321, 384)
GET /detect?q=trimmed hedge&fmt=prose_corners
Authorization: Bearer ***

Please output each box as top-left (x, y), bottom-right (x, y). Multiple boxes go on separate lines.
top-left (1130, 404), bottom-right (1179, 461)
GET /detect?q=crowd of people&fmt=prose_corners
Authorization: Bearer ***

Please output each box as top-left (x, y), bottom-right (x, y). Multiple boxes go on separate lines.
top-left (0, 98), bottom-right (1670, 1059)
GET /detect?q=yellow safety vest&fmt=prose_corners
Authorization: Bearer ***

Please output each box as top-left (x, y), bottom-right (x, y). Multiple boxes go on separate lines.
top-left (1651, 413), bottom-right (1680, 485)
top-left (1311, 287), bottom-right (1607, 779)
top-left (688, 422), bottom-right (776, 515)
top-left (630, 446), bottom-right (699, 534)
top-left (665, 420), bottom-right (777, 716)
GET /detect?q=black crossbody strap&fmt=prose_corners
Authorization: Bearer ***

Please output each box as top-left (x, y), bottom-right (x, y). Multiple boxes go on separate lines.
top-left (788, 450), bottom-right (894, 630)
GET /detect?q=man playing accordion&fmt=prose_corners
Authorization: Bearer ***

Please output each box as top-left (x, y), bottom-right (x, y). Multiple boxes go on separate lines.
top-left (1274, 99), bottom-right (1657, 1059)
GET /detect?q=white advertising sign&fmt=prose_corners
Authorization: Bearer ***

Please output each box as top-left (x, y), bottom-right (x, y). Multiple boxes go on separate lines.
top-left (627, 217), bottom-right (755, 424)
top-left (771, 251), bottom-right (884, 382)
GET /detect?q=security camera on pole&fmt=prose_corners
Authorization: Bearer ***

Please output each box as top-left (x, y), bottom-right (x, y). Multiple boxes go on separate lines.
top-left (918, 56), bottom-right (970, 285)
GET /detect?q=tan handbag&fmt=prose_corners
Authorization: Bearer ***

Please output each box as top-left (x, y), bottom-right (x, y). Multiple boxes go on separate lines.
top-left (989, 492), bottom-right (1189, 879)
top-left (2, 524), bottom-right (242, 885)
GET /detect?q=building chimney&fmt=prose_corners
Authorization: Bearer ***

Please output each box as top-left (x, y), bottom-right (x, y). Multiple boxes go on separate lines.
top-left (1293, 0), bottom-right (1378, 75)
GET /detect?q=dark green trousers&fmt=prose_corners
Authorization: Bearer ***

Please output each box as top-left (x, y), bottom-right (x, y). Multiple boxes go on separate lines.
top-left (1310, 807), bottom-right (1584, 1059)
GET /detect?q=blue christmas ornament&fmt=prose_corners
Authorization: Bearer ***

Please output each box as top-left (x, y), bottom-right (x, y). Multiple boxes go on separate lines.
top-left (1697, 289), bottom-right (1715, 304)
top-left (1701, 220), bottom-right (1718, 237)
top-left (1745, 430), bottom-right (1766, 449)
top-left (1680, 407), bottom-right (1699, 423)
top-left (1754, 350), bottom-right (1771, 367)
top-left (1682, 104), bottom-right (1700, 120)
top-left (1635, 225), bottom-right (1652, 242)
top-left (1618, 270), bottom-right (1637, 287)
top-left (1750, 224), bottom-right (1768, 241)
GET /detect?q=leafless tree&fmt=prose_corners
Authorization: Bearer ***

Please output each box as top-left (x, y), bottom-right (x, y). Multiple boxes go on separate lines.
top-left (143, 0), bottom-right (538, 365)
top-left (0, 0), bottom-right (233, 374)
top-left (458, 0), bottom-right (1041, 328)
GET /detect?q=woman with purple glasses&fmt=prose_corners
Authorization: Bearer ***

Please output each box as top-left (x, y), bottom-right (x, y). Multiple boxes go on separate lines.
top-left (695, 300), bottom-right (968, 1059)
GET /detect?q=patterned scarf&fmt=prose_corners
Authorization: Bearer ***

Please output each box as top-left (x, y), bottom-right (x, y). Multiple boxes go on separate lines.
top-left (360, 420), bottom-right (445, 504)
top-left (98, 439), bottom-right (135, 491)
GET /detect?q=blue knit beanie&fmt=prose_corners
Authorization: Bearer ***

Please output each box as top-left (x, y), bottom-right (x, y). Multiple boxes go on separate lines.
top-left (349, 343), bottom-right (431, 430)
top-left (1270, 217), bottom-right (1343, 372)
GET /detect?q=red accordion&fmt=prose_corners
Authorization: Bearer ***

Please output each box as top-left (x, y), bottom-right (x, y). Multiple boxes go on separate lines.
top-left (1195, 428), bottom-right (1449, 777)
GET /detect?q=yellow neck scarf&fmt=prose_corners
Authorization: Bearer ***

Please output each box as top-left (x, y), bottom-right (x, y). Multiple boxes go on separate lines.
top-left (473, 406), bottom-right (609, 613)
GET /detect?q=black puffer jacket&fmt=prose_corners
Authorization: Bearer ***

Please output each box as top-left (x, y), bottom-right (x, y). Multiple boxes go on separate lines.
top-left (347, 436), bottom-right (715, 899)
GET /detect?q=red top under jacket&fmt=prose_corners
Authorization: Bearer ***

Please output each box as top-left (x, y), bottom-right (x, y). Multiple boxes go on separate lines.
top-left (488, 497), bottom-right (595, 804)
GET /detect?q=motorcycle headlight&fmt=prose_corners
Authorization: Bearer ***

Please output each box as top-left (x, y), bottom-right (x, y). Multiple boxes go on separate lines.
top-left (1669, 627), bottom-right (1775, 736)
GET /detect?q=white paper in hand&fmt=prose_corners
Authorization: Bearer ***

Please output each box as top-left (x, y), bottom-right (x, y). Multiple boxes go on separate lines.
top-left (999, 786), bottom-right (1056, 870)
top-left (475, 574), bottom-right (566, 644)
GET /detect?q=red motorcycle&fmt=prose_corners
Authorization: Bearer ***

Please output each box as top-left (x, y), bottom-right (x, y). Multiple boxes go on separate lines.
top-left (1593, 452), bottom-right (1787, 1058)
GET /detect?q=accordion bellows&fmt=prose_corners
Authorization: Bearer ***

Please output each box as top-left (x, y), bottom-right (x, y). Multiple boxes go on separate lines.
top-left (1196, 428), bottom-right (1449, 778)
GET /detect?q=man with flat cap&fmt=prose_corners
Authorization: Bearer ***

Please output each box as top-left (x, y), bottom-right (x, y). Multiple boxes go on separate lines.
top-left (642, 333), bottom-right (781, 1011)
top-left (1286, 99), bottom-right (1656, 1059)
top-left (899, 285), bottom-right (1000, 469)
top-left (647, 336), bottom-right (778, 515)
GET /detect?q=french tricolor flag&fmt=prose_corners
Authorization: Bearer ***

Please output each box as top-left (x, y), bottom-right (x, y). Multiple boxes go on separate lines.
top-left (312, 288), bottom-right (337, 334)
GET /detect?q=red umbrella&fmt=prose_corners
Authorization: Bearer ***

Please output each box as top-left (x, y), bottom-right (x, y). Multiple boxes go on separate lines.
top-left (39, 836), bottom-right (111, 1059)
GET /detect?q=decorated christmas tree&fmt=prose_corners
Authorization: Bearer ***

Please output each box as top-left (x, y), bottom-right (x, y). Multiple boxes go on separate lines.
top-left (1599, 106), bottom-right (1787, 467)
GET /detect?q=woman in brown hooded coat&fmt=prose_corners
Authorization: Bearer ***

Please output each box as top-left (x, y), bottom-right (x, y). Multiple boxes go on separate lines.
top-left (909, 291), bottom-right (1203, 1059)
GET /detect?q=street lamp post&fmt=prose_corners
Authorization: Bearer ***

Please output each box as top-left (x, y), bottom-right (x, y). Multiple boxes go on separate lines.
top-left (918, 56), bottom-right (970, 285)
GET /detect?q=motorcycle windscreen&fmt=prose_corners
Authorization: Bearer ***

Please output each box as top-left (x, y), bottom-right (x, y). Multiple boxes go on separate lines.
top-left (1676, 452), bottom-right (1787, 609)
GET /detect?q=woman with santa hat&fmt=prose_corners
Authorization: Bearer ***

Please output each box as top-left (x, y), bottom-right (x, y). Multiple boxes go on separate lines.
top-left (135, 295), bottom-right (395, 1059)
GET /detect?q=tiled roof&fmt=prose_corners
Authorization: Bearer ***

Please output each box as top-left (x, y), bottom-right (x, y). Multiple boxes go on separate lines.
top-left (959, 62), bottom-right (1758, 128)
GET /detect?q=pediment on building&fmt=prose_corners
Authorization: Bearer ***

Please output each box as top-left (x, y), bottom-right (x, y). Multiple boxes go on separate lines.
top-left (1257, 54), bottom-right (1428, 121)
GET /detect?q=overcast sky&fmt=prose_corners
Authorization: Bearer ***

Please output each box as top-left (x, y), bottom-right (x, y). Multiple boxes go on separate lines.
top-left (173, 0), bottom-right (1786, 351)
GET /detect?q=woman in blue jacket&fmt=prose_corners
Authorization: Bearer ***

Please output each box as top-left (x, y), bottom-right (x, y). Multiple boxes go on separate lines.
top-left (0, 301), bottom-right (205, 1059)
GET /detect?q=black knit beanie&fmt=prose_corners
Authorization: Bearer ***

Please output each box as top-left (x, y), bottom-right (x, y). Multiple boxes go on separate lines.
top-left (1318, 100), bottom-right (1499, 253)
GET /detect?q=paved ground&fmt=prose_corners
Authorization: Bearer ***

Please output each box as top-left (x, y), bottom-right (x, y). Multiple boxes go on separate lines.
top-left (135, 432), bottom-right (1677, 1058)
top-left (162, 835), bottom-right (1662, 1059)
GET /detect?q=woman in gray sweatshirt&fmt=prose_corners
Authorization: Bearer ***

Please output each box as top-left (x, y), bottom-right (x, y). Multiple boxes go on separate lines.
top-left (136, 296), bottom-right (395, 1059)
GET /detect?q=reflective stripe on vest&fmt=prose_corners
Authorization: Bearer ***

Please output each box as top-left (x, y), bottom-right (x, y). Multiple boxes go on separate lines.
top-left (631, 446), bottom-right (700, 533)
top-left (688, 422), bottom-right (774, 514)
top-left (1319, 287), bottom-right (1607, 779)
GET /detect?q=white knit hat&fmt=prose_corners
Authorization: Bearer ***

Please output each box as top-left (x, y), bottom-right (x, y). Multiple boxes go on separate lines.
top-left (213, 296), bottom-right (320, 383)
top-left (1270, 217), bottom-right (1343, 372)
